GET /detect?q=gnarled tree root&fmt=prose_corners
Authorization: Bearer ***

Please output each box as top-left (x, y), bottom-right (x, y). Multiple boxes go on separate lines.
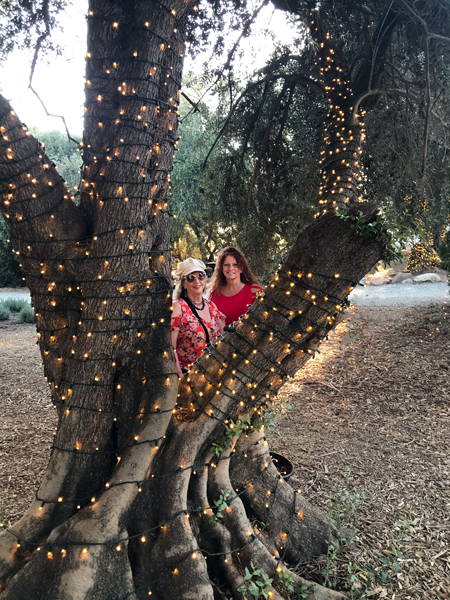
top-left (230, 430), bottom-right (340, 564)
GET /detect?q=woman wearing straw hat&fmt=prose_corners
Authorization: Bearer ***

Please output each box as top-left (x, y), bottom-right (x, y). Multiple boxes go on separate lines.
top-left (171, 258), bottom-right (225, 375)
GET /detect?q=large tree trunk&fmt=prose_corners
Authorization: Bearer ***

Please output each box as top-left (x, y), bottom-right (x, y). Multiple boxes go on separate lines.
top-left (0, 1), bottom-right (385, 598)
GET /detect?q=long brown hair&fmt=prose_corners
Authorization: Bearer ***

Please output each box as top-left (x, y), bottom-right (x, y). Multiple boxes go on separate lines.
top-left (210, 247), bottom-right (259, 295)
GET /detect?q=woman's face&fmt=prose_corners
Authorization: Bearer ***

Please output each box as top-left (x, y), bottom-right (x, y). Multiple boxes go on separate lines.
top-left (222, 256), bottom-right (242, 283)
top-left (183, 271), bottom-right (206, 295)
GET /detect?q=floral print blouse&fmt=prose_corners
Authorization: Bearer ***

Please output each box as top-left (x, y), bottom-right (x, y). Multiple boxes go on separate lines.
top-left (171, 298), bottom-right (225, 371)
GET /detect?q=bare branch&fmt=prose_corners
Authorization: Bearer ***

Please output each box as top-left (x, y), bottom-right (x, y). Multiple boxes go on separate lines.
top-left (180, 91), bottom-right (200, 112)
top-left (396, 0), bottom-right (450, 45)
top-left (351, 88), bottom-right (420, 123)
top-left (203, 73), bottom-right (322, 167)
top-left (220, 0), bottom-right (270, 76)
top-left (27, 0), bottom-right (80, 146)
top-left (422, 35), bottom-right (431, 173)
top-left (193, 0), bottom-right (270, 110)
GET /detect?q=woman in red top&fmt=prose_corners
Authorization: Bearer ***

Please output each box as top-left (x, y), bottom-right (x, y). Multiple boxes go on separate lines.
top-left (172, 258), bottom-right (225, 374)
top-left (209, 247), bottom-right (262, 326)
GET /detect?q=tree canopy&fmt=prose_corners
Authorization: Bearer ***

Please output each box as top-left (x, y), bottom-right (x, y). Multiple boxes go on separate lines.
top-left (171, 0), bottom-right (450, 268)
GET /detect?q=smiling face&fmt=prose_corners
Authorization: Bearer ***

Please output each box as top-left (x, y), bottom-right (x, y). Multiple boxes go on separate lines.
top-left (183, 271), bottom-right (206, 296)
top-left (222, 256), bottom-right (243, 283)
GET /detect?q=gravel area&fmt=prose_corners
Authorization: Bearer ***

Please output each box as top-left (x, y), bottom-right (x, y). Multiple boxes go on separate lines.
top-left (0, 288), bottom-right (31, 303)
top-left (350, 282), bottom-right (449, 307)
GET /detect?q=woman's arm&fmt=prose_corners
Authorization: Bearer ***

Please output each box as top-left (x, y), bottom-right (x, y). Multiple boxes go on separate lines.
top-left (250, 284), bottom-right (263, 295)
top-left (171, 301), bottom-right (183, 376)
top-left (209, 299), bottom-right (226, 336)
top-left (218, 316), bottom-right (225, 336)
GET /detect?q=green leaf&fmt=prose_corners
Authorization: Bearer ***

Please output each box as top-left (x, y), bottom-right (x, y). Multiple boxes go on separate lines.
top-left (248, 581), bottom-right (259, 597)
top-left (391, 561), bottom-right (401, 573)
top-left (379, 569), bottom-right (388, 583)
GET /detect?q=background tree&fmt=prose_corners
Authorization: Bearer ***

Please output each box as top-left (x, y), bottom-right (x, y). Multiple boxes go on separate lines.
top-left (184, 0), bottom-right (450, 273)
top-left (170, 99), bottom-right (229, 262)
top-left (29, 128), bottom-right (82, 192)
top-left (0, 1), bottom-right (449, 600)
top-left (364, 97), bottom-right (450, 255)
top-left (201, 75), bottom-right (322, 277)
top-left (169, 67), bottom-right (323, 277)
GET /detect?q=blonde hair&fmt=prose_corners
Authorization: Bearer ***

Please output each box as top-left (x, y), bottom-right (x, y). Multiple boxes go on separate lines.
top-left (173, 280), bottom-right (186, 300)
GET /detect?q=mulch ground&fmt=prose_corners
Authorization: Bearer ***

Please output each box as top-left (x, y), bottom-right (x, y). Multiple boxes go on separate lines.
top-left (268, 303), bottom-right (450, 599)
top-left (0, 303), bottom-right (449, 599)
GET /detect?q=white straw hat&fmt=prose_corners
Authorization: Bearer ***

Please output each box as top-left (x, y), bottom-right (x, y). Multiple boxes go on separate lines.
top-left (175, 258), bottom-right (206, 279)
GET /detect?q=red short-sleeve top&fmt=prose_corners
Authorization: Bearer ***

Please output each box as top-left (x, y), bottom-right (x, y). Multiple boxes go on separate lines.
top-left (210, 284), bottom-right (262, 326)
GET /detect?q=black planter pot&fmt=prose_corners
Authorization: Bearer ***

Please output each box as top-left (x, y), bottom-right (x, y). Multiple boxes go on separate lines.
top-left (269, 452), bottom-right (294, 480)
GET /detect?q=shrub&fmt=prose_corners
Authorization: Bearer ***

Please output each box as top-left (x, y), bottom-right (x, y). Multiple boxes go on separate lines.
top-left (16, 304), bottom-right (35, 323)
top-left (0, 302), bottom-right (11, 320)
top-left (4, 298), bottom-right (28, 312)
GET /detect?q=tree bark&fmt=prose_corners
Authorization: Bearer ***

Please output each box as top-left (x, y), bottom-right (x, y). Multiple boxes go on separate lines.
top-left (0, 1), bottom-right (385, 599)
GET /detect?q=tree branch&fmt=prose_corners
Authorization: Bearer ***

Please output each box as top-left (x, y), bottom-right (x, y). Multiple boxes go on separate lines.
top-left (188, 0), bottom-right (270, 118)
top-left (394, 0), bottom-right (439, 173)
top-left (0, 94), bottom-right (86, 247)
top-left (180, 91), bottom-right (200, 113)
top-left (351, 87), bottom-right (420, 123)
top-left (28, 0), bottom-right (80, 146)
top-left (239, 81), bottom-right (271, 165)
top-left (422, 34), bottom-right (431, 174)
top-left (395, 0), bottom-right (450, 45)
top-left (351, 5), bottom-right (400, 106)
top-left (203, 73), bottom-right (321, 167)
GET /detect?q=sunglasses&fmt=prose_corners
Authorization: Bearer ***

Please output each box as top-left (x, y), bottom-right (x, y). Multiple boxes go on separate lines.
top-left (185, 272), bottom-right (206, 282)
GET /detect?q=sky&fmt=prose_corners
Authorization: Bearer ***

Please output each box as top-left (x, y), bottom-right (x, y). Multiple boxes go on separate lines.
top-left (0, 2), bottom-right (296, 137)
top-left (0, 2), bottom-right (87, 135)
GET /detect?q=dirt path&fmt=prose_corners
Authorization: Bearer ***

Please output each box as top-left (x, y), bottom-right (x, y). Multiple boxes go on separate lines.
top-left (0, 303), bottom-right (449, 598)
top-left (0, 320), bottom-right (53, 523)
